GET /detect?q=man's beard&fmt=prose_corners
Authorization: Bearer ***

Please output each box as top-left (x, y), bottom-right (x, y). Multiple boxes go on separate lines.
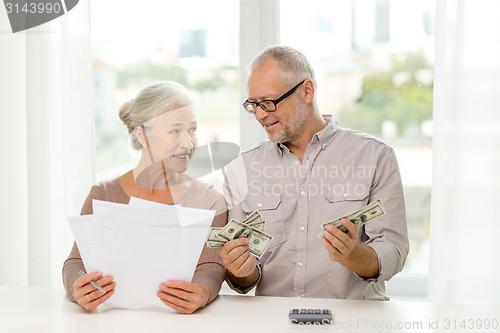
top-left (269, 102), bottom-right (308, 144)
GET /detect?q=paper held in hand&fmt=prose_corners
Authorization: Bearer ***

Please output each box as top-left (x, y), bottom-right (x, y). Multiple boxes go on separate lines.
top-left (205, 210), bottom-right (273, 259)
top-left (67, 197), bottom-right (215, 310)
top-left (318, 199), bottom-right (385, 237)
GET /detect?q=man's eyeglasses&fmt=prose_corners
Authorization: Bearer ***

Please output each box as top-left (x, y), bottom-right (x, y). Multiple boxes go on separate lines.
top-left (242, 80), bottom-right (305, 114)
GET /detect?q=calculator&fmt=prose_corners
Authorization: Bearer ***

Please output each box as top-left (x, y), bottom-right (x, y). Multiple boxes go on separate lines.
top-left (289, 308), bottom-right (333, 324)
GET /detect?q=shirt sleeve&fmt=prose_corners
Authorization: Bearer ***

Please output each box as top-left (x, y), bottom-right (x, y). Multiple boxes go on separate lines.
top-left (224, 262), bottom-right (262, 294)
top-left (221, 155), bottom-right (262, 294)
top-left (61, 184), bottom-right (105, 302)
top-left (191, 206), bottom-right (227, 303)
top-left (364, 147), bottom-right (410, 281)
top-left (191, 187), bottom-right (227, 304)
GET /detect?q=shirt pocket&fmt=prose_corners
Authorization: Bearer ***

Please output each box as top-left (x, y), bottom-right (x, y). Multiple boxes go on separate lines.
top-left (321, 181), bottom-right (370, 234)
top-left (239, 193), bottom-right (287, 251)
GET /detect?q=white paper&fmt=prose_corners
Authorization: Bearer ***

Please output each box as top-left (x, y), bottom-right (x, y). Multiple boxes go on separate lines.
top-left (67, 197), bottom-right (215, 310)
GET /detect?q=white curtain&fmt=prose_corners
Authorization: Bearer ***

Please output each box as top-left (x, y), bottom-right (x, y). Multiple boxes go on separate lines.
top-left (0, 3), bottom-right (94, 287)
top-left (429, 0), bottom-right (500, 304)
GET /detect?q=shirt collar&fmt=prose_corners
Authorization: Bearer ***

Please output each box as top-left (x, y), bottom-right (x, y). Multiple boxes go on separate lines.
top-left (313, 115), bottom-right (339, 150)
top-left (276, 142), bottom-right (288, 156)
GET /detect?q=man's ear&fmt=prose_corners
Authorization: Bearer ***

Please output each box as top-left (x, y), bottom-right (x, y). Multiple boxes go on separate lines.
top-left (303, 79), bottom-right (315, 104)
top-left (134, 126), bottom-right (147, 148)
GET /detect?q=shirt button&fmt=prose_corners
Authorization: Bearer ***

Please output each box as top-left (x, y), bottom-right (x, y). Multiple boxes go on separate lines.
top-left (294, 161), bottom-right (299, 165)
top-left (298, 262), bottom-right (303, 267)
top-left (299, 226), bottom-right (305, 231)
top-left (300, 191), bottom-right (305, 196)
top-left (343, 193), bottom-right (348, 198)
top-left (257, 202), bottom-right (262, 207)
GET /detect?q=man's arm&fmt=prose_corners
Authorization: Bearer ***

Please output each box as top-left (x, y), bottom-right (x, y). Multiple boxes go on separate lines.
top-left (321, 146), bottom-right (409, 280)
top-left (221, 155), bottom-right (262, 291)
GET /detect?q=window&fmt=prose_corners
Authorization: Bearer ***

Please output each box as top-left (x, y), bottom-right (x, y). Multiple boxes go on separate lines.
top-left (91, 0), bottom-right (434, 298)
top-left (281, 0), bottom-right (435, 297)
top-left (91, 0), bottom-right (240, 181)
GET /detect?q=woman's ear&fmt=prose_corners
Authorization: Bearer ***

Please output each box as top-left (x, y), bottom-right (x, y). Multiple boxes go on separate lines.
top-left (134, 126), bottom-right (147, 148)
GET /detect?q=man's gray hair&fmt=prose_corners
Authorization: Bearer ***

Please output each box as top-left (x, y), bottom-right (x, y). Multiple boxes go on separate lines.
top-left (248, 45), bottom-right (316, 87)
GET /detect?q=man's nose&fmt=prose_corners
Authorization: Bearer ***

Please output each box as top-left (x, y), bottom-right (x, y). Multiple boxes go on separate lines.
top-left (254, 106), bottom-right (269, 122)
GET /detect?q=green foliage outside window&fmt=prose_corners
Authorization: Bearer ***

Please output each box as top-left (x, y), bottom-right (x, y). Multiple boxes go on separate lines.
top-left (338, 53), bottom-right (433, 137)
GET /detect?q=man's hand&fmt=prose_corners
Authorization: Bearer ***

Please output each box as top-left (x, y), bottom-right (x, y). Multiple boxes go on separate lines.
top-left (321, 218), bottom-right (379, 279)
top-left (321, 218), bottom-right (358, 261)
top-left (219, 238), bottom-right (259, 287)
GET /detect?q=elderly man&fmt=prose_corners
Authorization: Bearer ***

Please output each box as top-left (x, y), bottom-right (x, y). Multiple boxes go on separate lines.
top-left (220, 45), bottom-right (409, 300)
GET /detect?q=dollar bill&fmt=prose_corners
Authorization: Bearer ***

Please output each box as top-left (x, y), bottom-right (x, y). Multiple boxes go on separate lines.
top-left (242, 210), bottom-right (263, 225)
top-left (205, 227), bottom-right (225, 248)
top-left (243, 211), bottom-right (265, 231)
top-left (204, 210), bottom-right (272, 258)
top-left (318, 199), bottom-right (385, 237)
top-left (216, 219), bottom-right (273, 259)
top-left (247, 220), bottom-right (265, 231)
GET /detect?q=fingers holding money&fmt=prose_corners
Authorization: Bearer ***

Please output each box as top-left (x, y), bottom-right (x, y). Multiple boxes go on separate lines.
top-left (321, 218), bottom-right (358, 261)
top-left (215, 211), bottom-right (269, 288)
top-left (220, 238), bottom-right (248, 270)
top-left (220, 238), bottom-right (257, 278)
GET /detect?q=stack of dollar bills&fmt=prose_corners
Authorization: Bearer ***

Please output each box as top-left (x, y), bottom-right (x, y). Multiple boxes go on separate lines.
top-left (318, 199), bottom-right (385, 238)
top-left (205, 211), bottom-right (273, 259)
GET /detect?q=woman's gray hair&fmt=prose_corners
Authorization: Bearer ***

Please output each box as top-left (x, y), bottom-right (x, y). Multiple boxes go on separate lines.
top-left (119, 81), bottom-right (193, 150)
top-left (248, 45), bottom-right (316, 87)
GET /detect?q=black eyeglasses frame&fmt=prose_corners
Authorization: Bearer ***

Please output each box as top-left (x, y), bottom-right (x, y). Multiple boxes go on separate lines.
top-left (242, 79), bottom-right (306, 114)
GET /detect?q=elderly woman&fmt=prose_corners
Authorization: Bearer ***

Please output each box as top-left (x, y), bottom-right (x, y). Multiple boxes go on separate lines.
top-left (62, 81), bottom-right (227, 314)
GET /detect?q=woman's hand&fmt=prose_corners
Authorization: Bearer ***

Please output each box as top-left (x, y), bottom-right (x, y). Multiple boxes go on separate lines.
top-left (156, 280), bottom-right (210, 314)
top-left (72, 272), bottom-right (116, 310)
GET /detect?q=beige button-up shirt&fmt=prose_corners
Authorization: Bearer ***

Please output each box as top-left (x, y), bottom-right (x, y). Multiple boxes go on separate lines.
top-left (223, 120), bottom-right (409, 299)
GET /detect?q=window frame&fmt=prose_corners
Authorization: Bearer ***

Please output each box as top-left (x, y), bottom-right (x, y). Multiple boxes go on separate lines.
top-left (239, 0), bottom-right (428, 301)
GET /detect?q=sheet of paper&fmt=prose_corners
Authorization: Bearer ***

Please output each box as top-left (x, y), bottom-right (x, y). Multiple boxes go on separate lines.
top-left (67, 197), bottom-right (215, 310)
top-left (67, 215), bottom-right (109, 272)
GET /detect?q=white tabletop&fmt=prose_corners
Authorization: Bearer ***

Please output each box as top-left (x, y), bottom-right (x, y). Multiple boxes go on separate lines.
top-left (1, 287), bottom-right (499, 333)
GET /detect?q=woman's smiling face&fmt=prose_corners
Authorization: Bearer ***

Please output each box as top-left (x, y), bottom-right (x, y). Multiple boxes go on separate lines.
top-left (143, 105), bottom-right (198, 174)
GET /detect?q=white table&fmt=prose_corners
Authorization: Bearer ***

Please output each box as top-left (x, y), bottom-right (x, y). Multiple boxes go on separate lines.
top-left (1, 287), bottom-right (499, 333)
